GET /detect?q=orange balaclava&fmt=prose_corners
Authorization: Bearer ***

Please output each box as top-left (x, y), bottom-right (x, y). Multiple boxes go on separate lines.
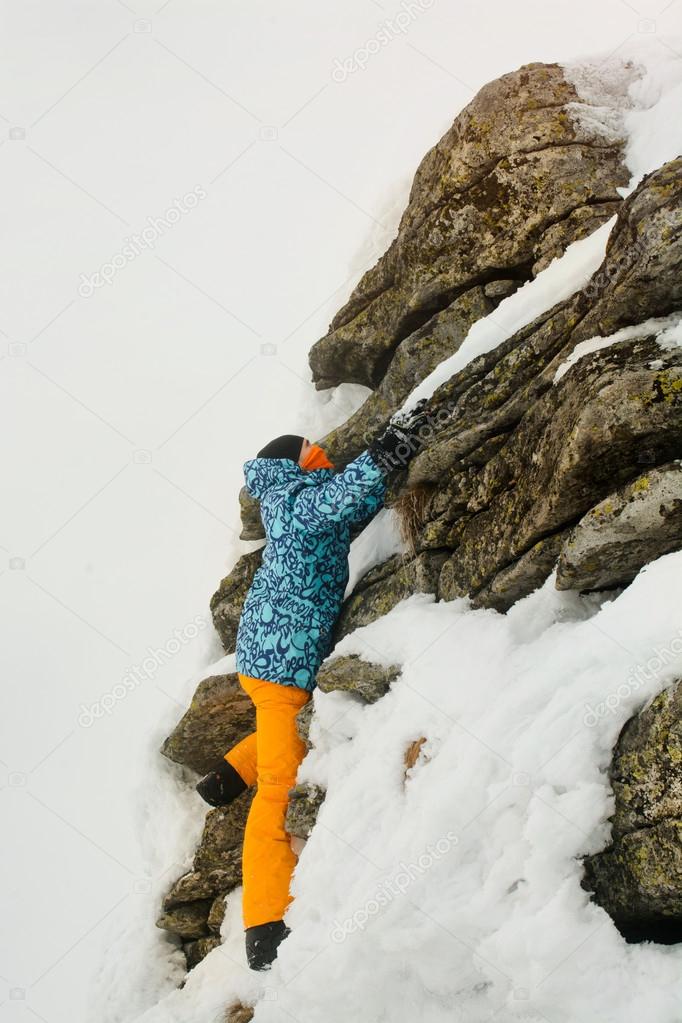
top-left (300, 443), bottom-right (334, 471)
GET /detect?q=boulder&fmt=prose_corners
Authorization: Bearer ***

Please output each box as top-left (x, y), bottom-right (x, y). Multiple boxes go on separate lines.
top-left (317, 654), bottom-right (401, 703)
top-left (163, 868), bottom-right (238, 910)
top-left (583, 681), bottom-right (682, 941)
top-left (556, 462), bottom-right (682, 591)
top-left (160, 673), bottom-right (255, 775)
top-left (608, 682), bottom-right (682, 839)
top-left (210, 550), bottom-right (263, 653)
top-left (584, 821), bottom-right (682, 942)
top-left (309, 61), bottom-right (630, 390)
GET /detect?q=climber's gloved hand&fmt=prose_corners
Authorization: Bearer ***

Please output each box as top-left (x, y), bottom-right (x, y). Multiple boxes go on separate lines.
top-left (391, 397), bottom-right (432, 436)
top-left (368, 398), bottom-right (432, 475)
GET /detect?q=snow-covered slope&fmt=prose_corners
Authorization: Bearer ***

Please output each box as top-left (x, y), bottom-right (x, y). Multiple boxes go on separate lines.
top-left (126, 556), bottom-right (682, 1023)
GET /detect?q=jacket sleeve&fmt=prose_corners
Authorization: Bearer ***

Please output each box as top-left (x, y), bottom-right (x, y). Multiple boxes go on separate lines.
top-left (291, 450), bottom-right (387, 533)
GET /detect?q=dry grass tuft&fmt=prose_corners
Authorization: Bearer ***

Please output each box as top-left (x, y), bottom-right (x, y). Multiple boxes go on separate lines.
top-left (392, 484), bottom-right (435, 557)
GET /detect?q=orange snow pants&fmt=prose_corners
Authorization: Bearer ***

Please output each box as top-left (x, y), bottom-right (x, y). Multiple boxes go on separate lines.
top-left (224, 673), bottom-right (311, 929)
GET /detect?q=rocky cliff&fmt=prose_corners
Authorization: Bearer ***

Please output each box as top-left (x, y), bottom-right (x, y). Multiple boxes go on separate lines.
top-left (158, 58), bottom-right (682, 977)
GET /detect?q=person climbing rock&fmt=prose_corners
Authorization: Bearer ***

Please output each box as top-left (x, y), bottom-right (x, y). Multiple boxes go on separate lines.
top-left (196, 403), bottom-right (431, 970)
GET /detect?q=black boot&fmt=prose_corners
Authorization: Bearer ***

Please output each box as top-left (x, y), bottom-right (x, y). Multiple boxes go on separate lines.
top-left (196, 758), bottom-right (248, 808)
top-left (245, 920), bottom-right (290, 971)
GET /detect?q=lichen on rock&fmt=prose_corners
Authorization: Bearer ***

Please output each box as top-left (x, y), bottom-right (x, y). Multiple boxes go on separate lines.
top-left (210, 549), bottom-right (263, 653)
top-left (317, 654), bottom-right (401, 703)
top-left (160, 672), bottom-right (255, 775)
top-left (583, 680), bottom-right (682, 942)
top-left (556, 462), bottom-right (682, 592)
top-left (309, 61), bottom-right (631, 392)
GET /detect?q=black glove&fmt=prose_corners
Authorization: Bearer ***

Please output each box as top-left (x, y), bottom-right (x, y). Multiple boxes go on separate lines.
top-left (391, 398), bottom-right (432, 436)
top-left (196, 758), bottom-right (248, 807)
top-left (368, 399), bottom-right (432, 474)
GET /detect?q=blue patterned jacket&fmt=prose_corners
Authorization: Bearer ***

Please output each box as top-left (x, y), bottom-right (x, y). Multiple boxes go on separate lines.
top-left (235, 450), bottom-right (387, 690)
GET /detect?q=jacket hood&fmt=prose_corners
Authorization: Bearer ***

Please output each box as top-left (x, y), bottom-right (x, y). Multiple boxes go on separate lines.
top-left (243, 457), bottom-right (335, 500)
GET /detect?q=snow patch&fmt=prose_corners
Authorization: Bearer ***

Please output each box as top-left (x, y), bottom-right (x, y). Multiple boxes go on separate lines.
top-left (562, 38), bottom-right (682, 190)
top-left (553, 312), bottom-right (682, 383)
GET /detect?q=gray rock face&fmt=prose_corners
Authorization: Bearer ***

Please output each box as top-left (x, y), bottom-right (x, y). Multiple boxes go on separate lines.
top-left (317, 654), bottom-right (401, 703)
top-left (319, 287), bottom-right (494, 466)
top-left (212, 159), bottom-right (682, 631)
top-left (309, 61), bottom-right (630, 391)
top-left (160, 673), bottom-right (255, 775)
top-left (608, 682), bottom-right (682, 841)
top-left (210, 550), bottom-right (263, 653)
top-left (532, 200), bottom-right (621, 274)
top-left (408, 157), bottom-right (682, 488)
top-left (436, 336), bottom-right (682, 606)
top-left (158, 793), bottom-right (253, 967)
top-left (467, 531), bottom-right (570, 611)
top-left (583, 681), bottom-right (682, 941)
top-left (556, 462), bottom-right (682, 591)
top-left (334, 551), bottom-right (448, 640)
top-left (193, 796), bottom-right (252, 873)
top-left (374, 156), bottom-right (682, 609)
top-left (585, 821), bottom-right (682, 942)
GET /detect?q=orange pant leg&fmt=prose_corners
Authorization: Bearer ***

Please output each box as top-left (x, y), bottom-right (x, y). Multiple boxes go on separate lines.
top-left (224, 731), bottom-right (258, 789)
top-left (237, 672), bottom-right (311, 930)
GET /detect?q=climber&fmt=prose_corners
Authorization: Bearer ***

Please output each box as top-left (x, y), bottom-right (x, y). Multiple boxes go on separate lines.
top-left (195, 404), bottom-right (430, 971)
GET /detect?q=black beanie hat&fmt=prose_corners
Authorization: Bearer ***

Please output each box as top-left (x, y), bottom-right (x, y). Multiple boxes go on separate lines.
top-left (256, 434), bottom-right (305, 462)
